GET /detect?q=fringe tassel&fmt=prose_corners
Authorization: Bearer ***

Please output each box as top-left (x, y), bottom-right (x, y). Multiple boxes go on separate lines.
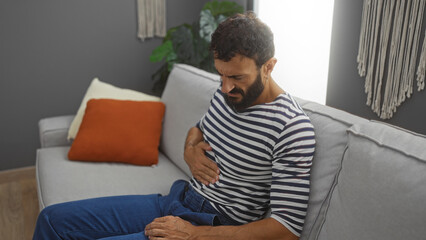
top-left (357, 0), bottom-right (426, 119)
top-left (417, 32), bottom-right (426, 91)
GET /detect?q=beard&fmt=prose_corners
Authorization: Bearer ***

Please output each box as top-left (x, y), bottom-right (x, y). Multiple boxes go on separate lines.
top-left (223, 72), bottom-right (265, 113)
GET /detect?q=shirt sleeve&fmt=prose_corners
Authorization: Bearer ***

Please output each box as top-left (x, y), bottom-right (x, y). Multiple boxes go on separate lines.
top-left (196, 112), bottom-right (207, 132)
top-left (196, 120), bottom-right (203, 130)
top-left (270, 114), bottom-right (316, 237)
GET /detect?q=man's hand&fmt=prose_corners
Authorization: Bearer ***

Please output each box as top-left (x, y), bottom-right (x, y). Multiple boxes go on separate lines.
top-left (184, 127), bottom-right (219, 185)
top-left (184, 141), bottom-right (219, 185)
top-left (145, 216), bottom-right (197, 240)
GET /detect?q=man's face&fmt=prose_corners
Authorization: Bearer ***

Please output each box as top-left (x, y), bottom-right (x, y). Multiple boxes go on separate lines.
top-left (214, 55), bottom-right (265, 112)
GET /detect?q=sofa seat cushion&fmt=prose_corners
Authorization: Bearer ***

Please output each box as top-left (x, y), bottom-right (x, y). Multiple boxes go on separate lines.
top-left (317, 121), bottom-right (426, 240)
top-left (36, 147), bottom-right (189, 210)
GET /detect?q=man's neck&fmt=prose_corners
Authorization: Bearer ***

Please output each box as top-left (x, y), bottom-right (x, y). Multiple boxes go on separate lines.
top-left (253, 77), bottom-right (285, 106)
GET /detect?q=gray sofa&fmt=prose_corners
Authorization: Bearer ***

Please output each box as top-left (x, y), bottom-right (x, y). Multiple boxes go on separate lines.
top-left (36, 64), bottom-right (426, 240)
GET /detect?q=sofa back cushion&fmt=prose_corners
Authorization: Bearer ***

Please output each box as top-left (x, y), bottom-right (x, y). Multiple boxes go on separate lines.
top-left (316, 121), bottom-right (426, 240)
top-left (300, 102), bottom-right (368, 240)
top-left (160, 64), bottom-right (220, 176)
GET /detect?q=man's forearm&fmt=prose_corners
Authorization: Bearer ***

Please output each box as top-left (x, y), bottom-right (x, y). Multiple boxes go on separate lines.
top-left (193, 218), bottom-right (298, 240)
top-left (185, 127), bottom-right (204, 150)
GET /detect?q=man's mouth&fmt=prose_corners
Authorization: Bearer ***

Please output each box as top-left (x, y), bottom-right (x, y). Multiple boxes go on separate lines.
top-left (226, 92), bottom-right (240, 98)
top-left (227, 88), bottom-right (244, 99)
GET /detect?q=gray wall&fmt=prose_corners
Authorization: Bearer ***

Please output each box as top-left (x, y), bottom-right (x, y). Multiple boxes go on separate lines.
top-left (0, 0), bottom-right (226, 171)
top-left (327, 0), bottom-right (426, 134)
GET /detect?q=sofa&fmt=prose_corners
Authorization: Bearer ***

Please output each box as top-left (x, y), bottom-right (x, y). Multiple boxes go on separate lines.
top-left (36, 64), bottom-right (426, 240)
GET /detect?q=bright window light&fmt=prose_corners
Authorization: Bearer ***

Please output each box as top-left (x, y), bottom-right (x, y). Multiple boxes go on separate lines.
top-left (255, 0), bottom-right (335, 104)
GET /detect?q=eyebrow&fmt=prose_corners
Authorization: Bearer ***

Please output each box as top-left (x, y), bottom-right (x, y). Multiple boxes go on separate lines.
top-left (215, 69), bottom-right (244, 79)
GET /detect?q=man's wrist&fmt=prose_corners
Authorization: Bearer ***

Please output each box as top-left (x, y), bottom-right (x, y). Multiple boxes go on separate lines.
top-left (184, 141), bottom-right (196, 151)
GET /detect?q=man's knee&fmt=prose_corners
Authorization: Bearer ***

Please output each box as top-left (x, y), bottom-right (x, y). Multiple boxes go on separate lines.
top-left (34, 204), bottom-right (68, 239)
top-left (37, 201), bottom-right (81, 230)
top-left (36, 204), bottom-right (65, 230)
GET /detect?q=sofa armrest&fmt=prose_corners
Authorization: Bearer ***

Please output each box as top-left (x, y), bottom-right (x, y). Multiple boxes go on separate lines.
top-left (39, 115), bottom-right (75, 148)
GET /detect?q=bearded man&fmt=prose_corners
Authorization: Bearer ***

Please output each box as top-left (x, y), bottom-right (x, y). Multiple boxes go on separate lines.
top-left (33, 12), bottom-right (315, 240)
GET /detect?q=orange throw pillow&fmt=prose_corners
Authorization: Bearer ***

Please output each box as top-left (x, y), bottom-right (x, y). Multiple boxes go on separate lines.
top-left (68, 99), bottom-right (165, 166)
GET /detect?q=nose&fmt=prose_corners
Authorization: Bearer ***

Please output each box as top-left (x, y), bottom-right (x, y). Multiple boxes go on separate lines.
top-left (221, 77), bottom-right (234, 94)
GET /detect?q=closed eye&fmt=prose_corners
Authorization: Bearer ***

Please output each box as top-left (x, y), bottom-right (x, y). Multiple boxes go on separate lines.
top-left (215, 69), bottom-right (244, 81)
top-left (230, 75), bottom-right (242, 80)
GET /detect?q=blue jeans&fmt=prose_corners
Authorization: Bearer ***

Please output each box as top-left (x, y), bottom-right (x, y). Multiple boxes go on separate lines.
top-left (33, 180), bottom-right (238, 239)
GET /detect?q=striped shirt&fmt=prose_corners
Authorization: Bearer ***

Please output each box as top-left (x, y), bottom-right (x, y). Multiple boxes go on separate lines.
top-left (191, 88), bottom-right (315, 236)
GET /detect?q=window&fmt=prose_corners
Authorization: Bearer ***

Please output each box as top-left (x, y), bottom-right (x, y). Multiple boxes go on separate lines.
top-left (255, 0), bottom-right (335, 104)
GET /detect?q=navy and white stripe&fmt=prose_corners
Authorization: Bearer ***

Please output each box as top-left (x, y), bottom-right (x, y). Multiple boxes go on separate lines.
top-left (191, 88), bottom-right (315, 236)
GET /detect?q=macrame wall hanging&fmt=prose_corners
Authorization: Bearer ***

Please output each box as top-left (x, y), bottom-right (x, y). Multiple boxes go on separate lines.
top-left (357, 0), bottom-right (426, 119)
top-left (137, 0), bottom-right (166, 41)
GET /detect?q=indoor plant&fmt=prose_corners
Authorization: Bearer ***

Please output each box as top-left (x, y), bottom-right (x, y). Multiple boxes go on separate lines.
top-left (149, 1), bottom-right (243, 94)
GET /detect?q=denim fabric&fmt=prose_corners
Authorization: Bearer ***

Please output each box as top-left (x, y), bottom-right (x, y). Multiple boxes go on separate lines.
top-left (33, 180), bottom-right (234, 240)
top-left (182, 184), bottom-right (240, 226)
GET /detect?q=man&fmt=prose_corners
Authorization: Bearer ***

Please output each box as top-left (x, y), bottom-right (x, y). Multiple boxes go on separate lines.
top-left (33, 12), bottom-right (315, 240)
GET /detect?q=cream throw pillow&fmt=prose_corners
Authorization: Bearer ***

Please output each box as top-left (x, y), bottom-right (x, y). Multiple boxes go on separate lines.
top-left (67, 78), bottom-right (160, 140)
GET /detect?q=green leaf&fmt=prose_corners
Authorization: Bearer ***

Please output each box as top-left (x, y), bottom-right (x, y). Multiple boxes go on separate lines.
top-left (202, 0), bottom-right (244, 17)
top-left (199, 9), bottom-right (217, 42)
top-left (166, 52), bottom-right (178, 71)
top-left (216, 14), bottom-right (227, 24)
top-left (163, 24), bottom-right (192, 42)
top-left (171, 26), bottom-right (195, 64)
top-left (165, 51), bottom-right (177, 62)
top-left (149, 40), bottom-right (173, 62)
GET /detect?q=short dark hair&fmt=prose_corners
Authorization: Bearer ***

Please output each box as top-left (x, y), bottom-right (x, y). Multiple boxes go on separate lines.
top-left (209, 12), bottom-right (275, 68)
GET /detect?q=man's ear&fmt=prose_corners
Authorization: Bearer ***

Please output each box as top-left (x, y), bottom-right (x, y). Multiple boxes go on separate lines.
top-left (263, 57), bottom-right (277, 77)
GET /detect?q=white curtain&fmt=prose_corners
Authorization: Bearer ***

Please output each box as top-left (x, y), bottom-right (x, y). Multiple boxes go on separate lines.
top-left (137, 0), bottom-right (166, 40)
